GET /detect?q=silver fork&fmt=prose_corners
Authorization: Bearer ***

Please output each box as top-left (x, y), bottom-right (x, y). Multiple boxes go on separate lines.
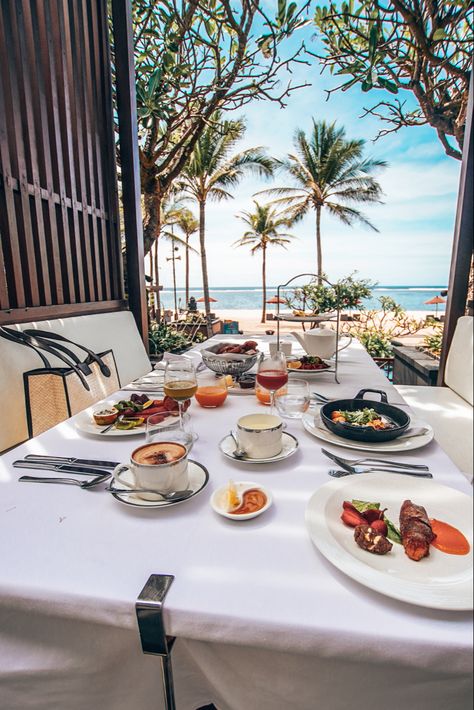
top-left (321, 447), bottom-right (430, 471)
top-left (19, 474), bottom-right (107, 488)
top-left (329, 468), bottom-right (433, 478)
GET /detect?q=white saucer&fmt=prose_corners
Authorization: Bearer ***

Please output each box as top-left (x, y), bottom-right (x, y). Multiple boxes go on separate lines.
top-left (302, 411), bottom-right (434, 453)
top-left (109, 460), bottom-right (209, 508)
top-left (211, 481), bottom-right (272, 520)
top-left (219, 431), bottom-right (298, 464)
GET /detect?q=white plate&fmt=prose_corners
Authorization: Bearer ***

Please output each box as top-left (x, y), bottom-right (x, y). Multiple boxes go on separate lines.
top-left (219, 431), bottom-right (298, 464)
top-left (305, 473), bottom-right (473, 610)
top-left (211, 481), bottom-right (272, 520)
top-left (109, 460), bottom-right (209, 508)
top-left (287, 361), bottom-right (335, 378)
top-left (74, 403), bottom-right (178, 437)
top-left (302, 410), bottom-right (434, 453)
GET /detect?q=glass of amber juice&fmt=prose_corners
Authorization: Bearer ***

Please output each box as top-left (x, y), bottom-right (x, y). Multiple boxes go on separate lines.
top-left (195, 373), bottom-right (228, 408)
top-left (163, 360), bottom-right (197, 429)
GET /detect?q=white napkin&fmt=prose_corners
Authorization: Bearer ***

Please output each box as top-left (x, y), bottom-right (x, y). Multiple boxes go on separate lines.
top-left (153, 351), bottom-right (205, 371)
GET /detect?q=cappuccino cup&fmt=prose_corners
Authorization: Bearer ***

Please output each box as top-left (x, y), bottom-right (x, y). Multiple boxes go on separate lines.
top-left (236, 413), bottom-right (284, 459)
top-left (113, 442), bottom-right (189, 500)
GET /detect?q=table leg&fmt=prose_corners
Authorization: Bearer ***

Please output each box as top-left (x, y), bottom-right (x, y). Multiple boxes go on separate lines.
top-left (136, 574), bottom-right (176, 710)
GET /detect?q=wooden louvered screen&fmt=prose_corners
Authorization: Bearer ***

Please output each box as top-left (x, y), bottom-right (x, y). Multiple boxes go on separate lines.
top-left (0, 0), bottom-right (125, 325)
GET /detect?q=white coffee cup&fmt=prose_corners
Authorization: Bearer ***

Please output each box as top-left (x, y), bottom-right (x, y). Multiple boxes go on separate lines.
top-left (269, 341), bottom-right (292, 357)
top-left (113, 442), bottom-right (189, 500)
top-left (236, 413), bottom-right (284, 459)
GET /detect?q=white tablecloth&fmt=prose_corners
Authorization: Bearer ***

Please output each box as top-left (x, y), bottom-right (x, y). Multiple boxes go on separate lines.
top-left (0, 337), bottom-right (472, 710)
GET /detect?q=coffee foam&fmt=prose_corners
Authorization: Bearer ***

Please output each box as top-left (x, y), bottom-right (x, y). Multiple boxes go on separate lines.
top-left (133, 442), bottom-right (186, 466)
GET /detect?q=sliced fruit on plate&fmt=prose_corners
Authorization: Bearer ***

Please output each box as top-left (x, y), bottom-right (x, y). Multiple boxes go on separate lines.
top-left (288, 361), bottom-right (302, 369)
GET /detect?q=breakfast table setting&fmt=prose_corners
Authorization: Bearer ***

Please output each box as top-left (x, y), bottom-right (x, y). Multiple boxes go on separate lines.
top-left (0, 334), bottom-right (472, 710)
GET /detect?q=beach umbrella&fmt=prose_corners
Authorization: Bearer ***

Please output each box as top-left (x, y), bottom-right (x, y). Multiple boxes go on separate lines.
top-left (266, 295), bottom-right (285, 304)
top-left (424, 295), bottom-right (446, 316)
top-left (196, 295), bottom-right (217, 303)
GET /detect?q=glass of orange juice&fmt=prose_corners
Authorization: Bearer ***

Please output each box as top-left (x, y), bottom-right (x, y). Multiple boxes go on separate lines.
top-left (195, 373), bottom-right (228, 408)
top-left (255, 381), bottom-right (287, 406)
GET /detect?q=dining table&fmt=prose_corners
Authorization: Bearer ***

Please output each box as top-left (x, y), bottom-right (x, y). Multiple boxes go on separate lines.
top-left (0, 335), bottom-right (472, 710)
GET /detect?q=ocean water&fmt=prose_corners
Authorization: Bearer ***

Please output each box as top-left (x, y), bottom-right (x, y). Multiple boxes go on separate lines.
top-left (158, 286), bottom-right (447, 312)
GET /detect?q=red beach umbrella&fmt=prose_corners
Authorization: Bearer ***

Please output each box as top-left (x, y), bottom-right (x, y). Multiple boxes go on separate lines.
top-left (196, 296), bottom-right (218, 303)
top-left (424, 295), bottom-right (446, 316)
top-left (266, 295), bottom-right (285, 304)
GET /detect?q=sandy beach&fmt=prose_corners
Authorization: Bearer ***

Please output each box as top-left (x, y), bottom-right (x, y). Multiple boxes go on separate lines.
top-left (213, 308), bottom-right (444, 341)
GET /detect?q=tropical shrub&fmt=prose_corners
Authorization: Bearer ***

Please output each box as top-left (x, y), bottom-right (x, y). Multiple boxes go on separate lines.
top-left (423, 326), bottom-right (444, 359)
top-left (285, 274), bottom-right (375, 314)
top-left (149, 322), bottom-right (191, 355)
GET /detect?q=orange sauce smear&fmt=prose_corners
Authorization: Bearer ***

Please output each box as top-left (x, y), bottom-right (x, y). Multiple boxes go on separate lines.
top-left (232, 488), bottom-right (267, 515)
top-left (430, 519), bottom-right (470, 555)
top-left (195, 386), bottom-right (227, 408)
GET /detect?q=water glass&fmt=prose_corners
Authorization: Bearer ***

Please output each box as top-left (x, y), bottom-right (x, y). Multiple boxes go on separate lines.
top-left (275, 380), bottom-right (310, 419)
top-left (146, 412), bottom-right (196, 450)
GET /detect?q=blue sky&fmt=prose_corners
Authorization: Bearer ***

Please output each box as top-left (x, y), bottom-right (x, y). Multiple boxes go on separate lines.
top-left (158, 16), bottom-right (460, 290)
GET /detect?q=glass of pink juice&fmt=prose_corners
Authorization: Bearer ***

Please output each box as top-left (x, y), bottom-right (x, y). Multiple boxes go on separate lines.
top-left (256, 351), bottom-right (288, 414)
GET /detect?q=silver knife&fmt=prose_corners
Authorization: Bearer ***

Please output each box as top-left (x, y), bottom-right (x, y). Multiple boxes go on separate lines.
top-left (23, 454), bottom-right (120, 468)
top-left (13, 461), bottom-right (113, 476)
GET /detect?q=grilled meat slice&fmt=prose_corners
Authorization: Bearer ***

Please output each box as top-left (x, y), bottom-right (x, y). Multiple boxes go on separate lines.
top-left (400, 499), bottom-right (435, 561)
top-left (354, 525), bottom-right (393, 555)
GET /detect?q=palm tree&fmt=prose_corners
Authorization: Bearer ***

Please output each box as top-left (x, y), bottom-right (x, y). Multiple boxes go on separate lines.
top-left (168, 208), bottom-right (199, 306)
top-left (261, 120), bottom-right (387, 282)
top-left (234, 201), bottom-right (295, 323)
top-left (177, 111), bottom-right (275, 334)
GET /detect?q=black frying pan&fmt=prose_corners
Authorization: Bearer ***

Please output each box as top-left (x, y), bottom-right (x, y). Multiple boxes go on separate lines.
top-left (320, 389), bottom-right (410, 443)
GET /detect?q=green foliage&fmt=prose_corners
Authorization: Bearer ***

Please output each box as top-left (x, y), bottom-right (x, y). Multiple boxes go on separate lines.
top-left (357, 330), bottom-right (394, 358)
top-left (260, 119), bottom-right (386, 276)
top-left (285, 274), bottom-right (375, 314)
top-left (423, 326), bottom-right (444, 359)
top-left (346, 297), bottom-right (426, 359)
top-left (148, 322), bottom-right (191, 355)
top-left (312, 1), bottom-right (472, 159)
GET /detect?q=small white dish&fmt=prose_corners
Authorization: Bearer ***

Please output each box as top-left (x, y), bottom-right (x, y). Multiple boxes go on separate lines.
top-left (211, 481), bottom-right (272, 520)
top-left (109, 460), bottom-right (209, 508)
top-left (219, 431), bottom-right (298, 463)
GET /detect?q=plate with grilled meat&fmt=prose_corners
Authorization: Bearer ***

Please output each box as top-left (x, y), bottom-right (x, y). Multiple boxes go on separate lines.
top-left (305, 473), bottom-right (472, 610)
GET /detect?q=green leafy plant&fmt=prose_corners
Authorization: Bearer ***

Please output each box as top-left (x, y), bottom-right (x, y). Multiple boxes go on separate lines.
top-left (148, 322), bottom-right (191, 355)
top-left (285, 274), bottom-right (374, 314)
top-left (423, 326), bottom-right (444, 359)
top-left (346, 297), bottom-right (426, 359)
top-left (357, 330), bottom-right (394, 358)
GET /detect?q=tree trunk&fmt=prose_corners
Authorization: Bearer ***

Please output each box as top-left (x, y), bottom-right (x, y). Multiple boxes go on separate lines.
top-left (143, 175), bottom-right (163, 256)
top-left (261, 245), bottom-right (267, 324)
top-left (199, 200), bottom-right (213, 338)
top-left (316, 206), bottom-right (323, 284)
top-left (185, 234), bottom-right (190, 306)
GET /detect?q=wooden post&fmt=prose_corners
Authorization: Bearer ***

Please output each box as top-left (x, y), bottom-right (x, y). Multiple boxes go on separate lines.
top-left (110, 0), bottom-right (148, 345)
top-left (437, 68), bottom-right (473, 385)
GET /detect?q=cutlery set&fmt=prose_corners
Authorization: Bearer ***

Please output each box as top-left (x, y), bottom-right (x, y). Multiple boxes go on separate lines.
top-left (321, 448), bottom-right (432, 478)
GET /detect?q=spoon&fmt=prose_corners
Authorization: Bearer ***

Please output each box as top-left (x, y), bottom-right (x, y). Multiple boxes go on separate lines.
top-left (230, 431), bottom-right (247, 459)
top-left (106, 486), bottom-right (194, 501)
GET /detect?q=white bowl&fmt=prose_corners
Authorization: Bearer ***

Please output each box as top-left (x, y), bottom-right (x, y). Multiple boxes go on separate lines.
top-left (210, 482), bottom-right (272, 520)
